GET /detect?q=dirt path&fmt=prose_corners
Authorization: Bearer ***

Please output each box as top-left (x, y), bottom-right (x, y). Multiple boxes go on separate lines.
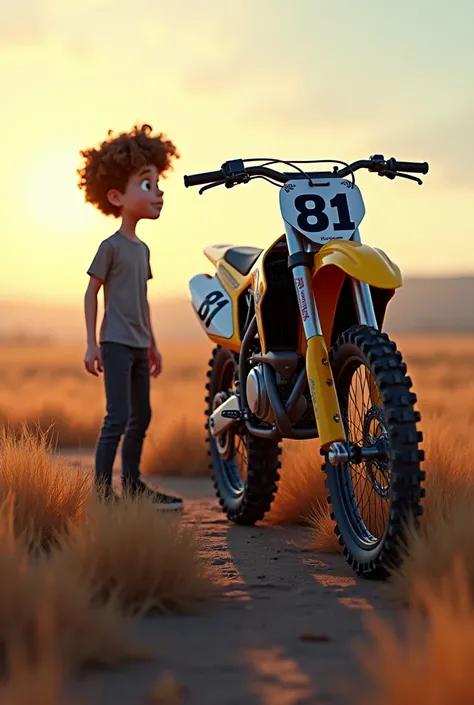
top-left (62, 452), bottom-right (401, 705)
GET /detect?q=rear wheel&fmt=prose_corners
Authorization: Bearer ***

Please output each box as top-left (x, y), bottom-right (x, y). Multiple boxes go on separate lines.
top-left (323, 325), bottom-right (425, 579)
top-left (205, 346), bottom-right (281, 525)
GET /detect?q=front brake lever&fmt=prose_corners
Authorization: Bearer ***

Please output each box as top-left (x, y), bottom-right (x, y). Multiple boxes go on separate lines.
top-left (396, 172), bottom-right (423, 186)
top-left (379, 169), bottom-right (423, 186)
top-left (199, 180), bottom-right (227, 195)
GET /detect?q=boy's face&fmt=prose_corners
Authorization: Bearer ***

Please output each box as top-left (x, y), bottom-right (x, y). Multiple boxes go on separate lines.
top-left (107, 164), bottom-right (164, 220)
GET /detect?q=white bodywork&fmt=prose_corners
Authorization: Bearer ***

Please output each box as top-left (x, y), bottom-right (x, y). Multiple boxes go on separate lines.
top-left (189, 273), bottom-right (234, 339)
top-left (279, 178), bottom-right (365, 245)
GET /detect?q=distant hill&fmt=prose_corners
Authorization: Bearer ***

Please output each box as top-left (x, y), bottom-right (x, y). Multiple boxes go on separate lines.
top-left (1, 276), bottom-right (473, 344)
top-left (383, 276), bottom-right (474, 333)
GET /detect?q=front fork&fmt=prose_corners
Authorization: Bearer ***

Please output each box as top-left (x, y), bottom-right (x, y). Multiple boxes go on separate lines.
top-left (285, 225), bottom-right (379, 449)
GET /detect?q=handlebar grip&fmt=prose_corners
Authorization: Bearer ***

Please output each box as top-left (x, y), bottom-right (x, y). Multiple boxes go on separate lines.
top-left (184, 170), bottom-right (224, 188)
top-left (386, 159), bottom-right (429, 175)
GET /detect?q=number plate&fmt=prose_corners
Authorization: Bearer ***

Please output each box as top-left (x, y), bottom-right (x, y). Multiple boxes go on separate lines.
top-left (279, 178), bottom-right (365, 244)
top-left (189, 274), bottom-right (233, 339)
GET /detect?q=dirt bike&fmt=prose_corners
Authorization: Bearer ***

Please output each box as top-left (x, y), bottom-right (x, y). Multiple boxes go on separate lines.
top-left (184, 154), bottom-right (428, 579)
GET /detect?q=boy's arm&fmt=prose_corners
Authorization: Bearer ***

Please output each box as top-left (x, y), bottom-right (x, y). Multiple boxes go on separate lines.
top-left (147, 300), bottom-right (162, 378)
top-left (84, 276), bottom-right (103, 375)
top-left (147, 300), bottom-right (157, 347)
top-left (84, 239), bottom-right (112, 375)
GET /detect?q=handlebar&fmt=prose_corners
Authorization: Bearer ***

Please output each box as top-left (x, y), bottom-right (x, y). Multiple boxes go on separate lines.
top-left (184, 170), bottom-right (225, 187)
top-left (384, 158), bottom-right (429, 174)
top-left (183, 155), bottom-right (429, 189)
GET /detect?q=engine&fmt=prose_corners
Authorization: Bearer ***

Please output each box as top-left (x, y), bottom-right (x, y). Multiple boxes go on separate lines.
top-left (246, 365), bottom-right (274, 424)
top-left (246, 363), bottom-right (310, 427)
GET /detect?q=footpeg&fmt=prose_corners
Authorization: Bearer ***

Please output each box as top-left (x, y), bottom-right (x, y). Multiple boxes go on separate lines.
top-left (221, 409), bottom-right (244, 419)
top-left (209, 395), bottom-right (242, 437)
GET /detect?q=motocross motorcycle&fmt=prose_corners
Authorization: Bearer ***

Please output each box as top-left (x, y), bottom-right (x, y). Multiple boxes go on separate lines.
top-left (184, 155), bottom-right (428, 579)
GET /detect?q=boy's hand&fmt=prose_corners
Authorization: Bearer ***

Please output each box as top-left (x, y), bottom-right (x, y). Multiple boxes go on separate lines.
top-left (84, 344), bottom-right (103, 376)
top-left (148, 345), bottom-right (162, 378)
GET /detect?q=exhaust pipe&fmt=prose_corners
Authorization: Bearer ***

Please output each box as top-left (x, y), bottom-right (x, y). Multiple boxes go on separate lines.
top-left (209, 395), bottom-right (241, 437)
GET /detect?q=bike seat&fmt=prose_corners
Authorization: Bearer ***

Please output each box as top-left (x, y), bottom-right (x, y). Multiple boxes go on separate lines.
top-left (224, 246), bottom-right (263, 275)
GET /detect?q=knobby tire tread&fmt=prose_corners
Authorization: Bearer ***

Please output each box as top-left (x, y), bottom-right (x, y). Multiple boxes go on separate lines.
top-left (205, 346), bottom-right (281, 525)
top-left (322, 325), bottom-right (425, 579)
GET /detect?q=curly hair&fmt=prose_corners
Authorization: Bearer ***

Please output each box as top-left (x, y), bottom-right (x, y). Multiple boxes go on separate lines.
top-left (77, 123), bottom-right (180, 217)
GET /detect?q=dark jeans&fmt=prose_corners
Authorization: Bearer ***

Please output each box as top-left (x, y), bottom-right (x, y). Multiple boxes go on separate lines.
top-left (95, 342), bottom-right (151, 488)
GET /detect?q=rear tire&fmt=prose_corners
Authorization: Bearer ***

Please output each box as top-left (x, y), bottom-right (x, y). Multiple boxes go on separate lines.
top-left (205, 346), bottom-right (281, 525)
top-left (322, 325), bottom-right (425, 579)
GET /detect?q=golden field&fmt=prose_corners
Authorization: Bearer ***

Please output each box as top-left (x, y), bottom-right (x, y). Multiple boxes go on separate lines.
top-left (1, 335), bottom-right (474, 526)
top-left (2, 332), bottom-right (474, 562)
top-left (2, 334), bottom-right (473, 451)
top-left (1, 334), bottom-right (474, 538)
top-left (1, 334), bottom-right (474, 702)
top-left (1, 334), bottom-right (473, 489)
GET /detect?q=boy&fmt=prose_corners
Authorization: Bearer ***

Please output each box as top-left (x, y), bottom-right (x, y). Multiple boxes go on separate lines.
top-left (78, 123), bottom-right (183, 509)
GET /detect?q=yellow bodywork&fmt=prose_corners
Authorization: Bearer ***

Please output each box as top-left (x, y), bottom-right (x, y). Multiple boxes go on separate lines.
top-left (203, 237), bottom-right (283, 353)
top-left (200, 237), bottom-right (402, 446)
top-left (305, 335), bottom-right (345, 447)
top-left (314, 240), bottom-right (403, 289)
top-left (311, 240), bottom-right (400, 350)
top-left (306, 240), bottom-right (401, 442)
top-left (202, 245), bottom-right (252, 352)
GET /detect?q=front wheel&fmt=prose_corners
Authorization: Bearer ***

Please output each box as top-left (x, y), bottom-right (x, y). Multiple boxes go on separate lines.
top-left (323, 325), bottom-right (425, 579)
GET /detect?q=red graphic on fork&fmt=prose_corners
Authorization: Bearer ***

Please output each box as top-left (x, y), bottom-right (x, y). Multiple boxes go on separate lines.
top-left (295, 277), bottom-right (309, 321)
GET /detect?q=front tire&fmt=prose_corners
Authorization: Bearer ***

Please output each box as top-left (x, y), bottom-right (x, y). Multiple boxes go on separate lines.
top-left (205, 346), bottom-right (281, 525)
top-left (323, 325), bottom-right (425, 579)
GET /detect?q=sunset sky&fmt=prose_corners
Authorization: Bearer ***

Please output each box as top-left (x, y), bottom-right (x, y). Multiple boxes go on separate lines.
top-left (1, 0), bottom-right (473, 307)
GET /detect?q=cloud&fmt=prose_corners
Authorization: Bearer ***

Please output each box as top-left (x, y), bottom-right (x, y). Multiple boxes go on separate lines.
top-left (1, 0), bottom-right (472, 176)
top-left (0, 2), bottom-right (44, 45)
top-left (374, 109), bottom-right (474, 187)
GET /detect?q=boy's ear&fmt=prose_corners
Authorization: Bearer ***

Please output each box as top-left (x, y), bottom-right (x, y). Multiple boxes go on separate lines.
top-left (106, 189), bottom-right (123, 208)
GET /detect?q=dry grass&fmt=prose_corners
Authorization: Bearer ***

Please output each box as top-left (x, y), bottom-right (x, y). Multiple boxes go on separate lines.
top-left (33, 560), bottom-right (148, 670)
top-left (142, 415), bottom-right (208, 476)
top-left (359, 558), bottom-right (474, 705)
top-left (386, 340), bottom-right (474, 600)
top-left (0, 610), bottom-right (69, 705)
top-left (148, 672), bottom-right (185, 704)
top-left (307, 506), bottom-right (340, 553)
top-left (267, 440), bottom-right (324, 525)
top-left (0, 492), bottom-right (144, 674)
top-left (2, 336), bottom-right (474, 704)
top-left (0, 342), bottom-right (211, 461)
top-left (0, 426), bottom-right (90, 546)
top-left (0, 421), bottom-right (218, 705)
top-left (266, 440), bottom-right (340, 551)
top-left (53, 494), bottom-right (218, 615)
top-left (390, 500), bottom-right (474, 606)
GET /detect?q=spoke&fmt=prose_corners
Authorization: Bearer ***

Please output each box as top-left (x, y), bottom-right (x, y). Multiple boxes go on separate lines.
top-left (343, 360), bottom-right (394, 540)
top-left (353, 370), bottom-right (365, 435)
top-left (352, 465), bottom-right (368, 508)
top-left (361, 367), bottom-right (369, 414)
top-left (235, 432), bottom-right (248, 481)
top-left (360, 476), bottom-right (371, 526)
top-left (351, 469), bottom-right (364, 496)
top-left (348, 386), bottom-right (364, 441)
top-left (374, 482), bottom-right (378, 535)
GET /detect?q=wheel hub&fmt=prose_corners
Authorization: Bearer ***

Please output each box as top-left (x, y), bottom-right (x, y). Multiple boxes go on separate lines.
top-left (328, 405), bottom-right (391, 497)
top-left (362, 405), bottom-right (391, 497)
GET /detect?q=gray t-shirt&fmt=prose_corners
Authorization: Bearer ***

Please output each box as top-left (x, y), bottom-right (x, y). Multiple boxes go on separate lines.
top-left (87, 232), bottom-right (152, 348)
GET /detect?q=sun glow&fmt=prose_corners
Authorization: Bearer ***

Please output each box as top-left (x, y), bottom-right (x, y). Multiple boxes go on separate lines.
top-left (27, 150), bottom-right (96, 234)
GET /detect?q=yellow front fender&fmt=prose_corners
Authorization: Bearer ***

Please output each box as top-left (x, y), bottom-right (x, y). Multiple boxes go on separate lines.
top-left (314, 241), bottom-right (403, 289)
